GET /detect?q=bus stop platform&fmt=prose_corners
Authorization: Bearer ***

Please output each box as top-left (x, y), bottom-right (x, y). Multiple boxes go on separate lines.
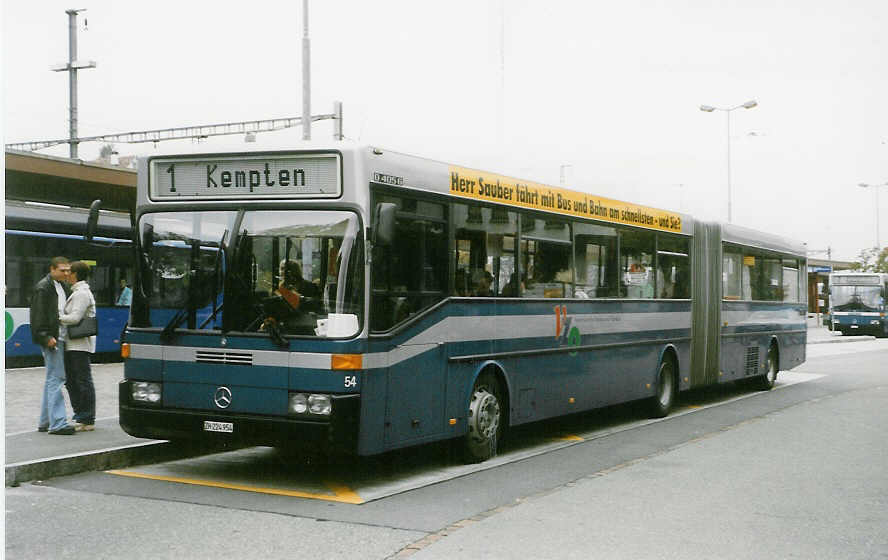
top-left (806, 315), bottom-right (877, 344)
top-left (3, 363), bottom-right (211, 487)
top-left (3, 324), bottom-right (876, 486)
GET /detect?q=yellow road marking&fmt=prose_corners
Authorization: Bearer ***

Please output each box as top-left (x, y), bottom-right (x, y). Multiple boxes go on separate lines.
top-left (555, 434), bottom-right (584, 442)
top-left (105, 469), bottom-right (364, 504)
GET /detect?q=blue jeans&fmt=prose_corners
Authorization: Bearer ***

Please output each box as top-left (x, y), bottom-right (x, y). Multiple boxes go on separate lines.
top-left (39, 340), bottom-right (71, 432)
top-left (65, 351), bottom-right (95, 425)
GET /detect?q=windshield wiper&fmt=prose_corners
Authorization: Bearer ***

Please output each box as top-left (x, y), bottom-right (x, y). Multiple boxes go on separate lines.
top-left (160, 306), bottom-right (191, 342)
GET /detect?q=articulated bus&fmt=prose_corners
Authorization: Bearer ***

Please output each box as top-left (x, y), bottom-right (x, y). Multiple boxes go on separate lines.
top-left (828, 272), bottom-right (888, 337)
top-left (5, 201), bottom-right (133, 366)
top-left (118, 144), bottom-right (807, 462)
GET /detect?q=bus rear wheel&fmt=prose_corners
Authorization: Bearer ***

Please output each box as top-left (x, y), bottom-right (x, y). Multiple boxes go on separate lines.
top-left (462, 371), bottom-right (504, 463)
top-left (649, 357), bottom-right (676, 418)
top-left (756, 343), bottom-right (778, 390)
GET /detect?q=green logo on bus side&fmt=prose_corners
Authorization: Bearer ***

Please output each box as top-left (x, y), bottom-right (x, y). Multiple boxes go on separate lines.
top-left (567, 326), bottom-right (581, 357)
top-left (5, 311), bottom-right (14, 341)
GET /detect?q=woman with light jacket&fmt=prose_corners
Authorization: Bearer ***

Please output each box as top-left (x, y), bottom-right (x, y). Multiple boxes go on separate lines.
top-left (58, 261), bottom-right (97, 432)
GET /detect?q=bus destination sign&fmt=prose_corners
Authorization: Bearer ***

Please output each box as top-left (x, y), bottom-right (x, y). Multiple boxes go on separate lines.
top-left (150, 153), bottom-right (341, 200)
top-left (831, 275), bottom-right (880, 286)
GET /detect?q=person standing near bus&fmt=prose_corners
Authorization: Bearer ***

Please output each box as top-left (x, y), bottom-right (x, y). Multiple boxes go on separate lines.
top-left (116, 278), bottom-right (132, 306)
top-left (30, 257), bottom-right (76, 435)
top-left (59, 261), bottom-right (98, 432)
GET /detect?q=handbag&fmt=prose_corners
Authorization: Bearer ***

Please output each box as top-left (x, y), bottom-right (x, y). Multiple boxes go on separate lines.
top-left (67, 315), bottom-right (98, 339)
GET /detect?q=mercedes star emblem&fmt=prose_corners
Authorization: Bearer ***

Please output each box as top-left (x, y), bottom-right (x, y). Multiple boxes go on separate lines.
top-left (213, 386), bottom-right (233, 409)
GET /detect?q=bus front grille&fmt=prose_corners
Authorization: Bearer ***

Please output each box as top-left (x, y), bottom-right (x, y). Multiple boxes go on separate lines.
top-left (195, 350), bottom-right (253, 366)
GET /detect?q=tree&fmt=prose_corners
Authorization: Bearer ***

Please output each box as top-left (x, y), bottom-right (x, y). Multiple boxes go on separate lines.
top-left (850, 247), bottom-right (888, 272)
top-left (99, 143), bottom-right (115, 159)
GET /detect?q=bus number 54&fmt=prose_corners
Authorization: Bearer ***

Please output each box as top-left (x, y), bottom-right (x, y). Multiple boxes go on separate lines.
top-left (344, 376), bottom-right (358, 388)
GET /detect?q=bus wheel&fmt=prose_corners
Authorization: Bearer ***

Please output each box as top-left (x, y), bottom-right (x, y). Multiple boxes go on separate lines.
top-left (756, 343), bottom-right (778, 390)
top-left (649, 357), bottom-right (676, 418)
top-left (463, 372), bottom-right (504, 463)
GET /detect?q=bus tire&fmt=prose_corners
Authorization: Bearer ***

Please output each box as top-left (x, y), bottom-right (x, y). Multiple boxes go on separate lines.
top-left (756, 343), bottom-right (779, 390)
top-left (649, 357), bottom-right (677, 418)
top-left (463, 371), bottom-right (504, 463)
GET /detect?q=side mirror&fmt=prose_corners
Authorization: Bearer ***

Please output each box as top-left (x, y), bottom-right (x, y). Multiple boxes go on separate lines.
top-left (85, 199), bottom-right (102, 243)
top-left (373, 202), bottom-right (397, 246)
top-left (141, 223), bottom-right (154, 254)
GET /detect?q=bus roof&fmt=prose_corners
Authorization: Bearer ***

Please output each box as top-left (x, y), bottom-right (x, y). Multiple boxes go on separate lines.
top-left (721, 221), bottom-right (807, 258)
top-left (136, 141), bottom-right (806, 250)
top-left (5, 199), bottom-right (131, 238)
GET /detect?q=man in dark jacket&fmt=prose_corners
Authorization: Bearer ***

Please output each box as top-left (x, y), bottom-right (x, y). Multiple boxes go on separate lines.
top-left (31, 257), bottom-right (76, 435)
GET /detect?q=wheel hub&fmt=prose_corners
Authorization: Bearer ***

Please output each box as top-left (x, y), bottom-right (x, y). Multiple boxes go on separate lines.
top-left (468, 388), bottom-right (500, 442)
top-left (658, 371), bottom-right (673, 407)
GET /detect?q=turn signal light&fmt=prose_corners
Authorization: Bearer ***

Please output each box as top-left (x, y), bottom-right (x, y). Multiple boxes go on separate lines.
top-left (121, 343), bottom-right (131, 359)
top-left (331, 354), bottom-right (362, 370)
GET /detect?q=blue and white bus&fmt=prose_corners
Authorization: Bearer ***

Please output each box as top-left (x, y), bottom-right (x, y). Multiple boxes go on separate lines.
top-left (5, 201), bottom-right (133, 366)
top-left (116, 144), bottom-right (807, 461)
top-left (828, 272), bottom-right (888, 337)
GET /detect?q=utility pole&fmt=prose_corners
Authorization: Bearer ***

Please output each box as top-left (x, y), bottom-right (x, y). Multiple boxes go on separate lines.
top-left (302, 0), bottom-right (311, 141)
top-left (51, 9), bottom-right (96, 159)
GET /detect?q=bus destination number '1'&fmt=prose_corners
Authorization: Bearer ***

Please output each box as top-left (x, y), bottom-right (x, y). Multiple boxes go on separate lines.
top-left (344, 375), bottom-right (357, 388)
top-left (166, 164), bottom-right (176, 193)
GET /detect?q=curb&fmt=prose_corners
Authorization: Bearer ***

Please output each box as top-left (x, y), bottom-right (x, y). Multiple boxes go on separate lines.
top-left (808, 335), bottom-right (876, 345)
top-left (5, 440), bottom-right (226, 487)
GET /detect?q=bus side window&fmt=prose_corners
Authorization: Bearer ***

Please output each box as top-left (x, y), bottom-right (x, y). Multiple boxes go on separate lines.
top-left (656, 235), bottom-right (690, 299)
top-left (742, 255), bottom-right (763, 300)
top-left (763, 257), bottom-right (782, 301)
top-left (453, 203), bottom-right (493, 297)
top-left (619, 228), bottom-right (655, 299)
top-left (519, 215), bottom-right (571, 298)
top-left (573, 222), bottom-right (618, 298)
top-left (782, 258), bottom-right (800, 302)
top-left (723, 250), bottom-right (741, 300)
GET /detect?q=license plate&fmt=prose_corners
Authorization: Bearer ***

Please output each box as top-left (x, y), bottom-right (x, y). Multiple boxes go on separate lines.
top-left (203, 421), bottom-right (233, 433)
top-left (850, 325), bottom-right (859, 329)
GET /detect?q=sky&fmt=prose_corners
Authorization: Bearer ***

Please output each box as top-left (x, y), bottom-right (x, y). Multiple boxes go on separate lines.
top-left (2, 0), bottom-right (886, 262)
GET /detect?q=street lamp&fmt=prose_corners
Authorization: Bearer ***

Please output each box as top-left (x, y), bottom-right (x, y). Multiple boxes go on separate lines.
top-left (858, 181), bottom-right (888, 248)
top-left (699, 99), bottom-right (758, 223)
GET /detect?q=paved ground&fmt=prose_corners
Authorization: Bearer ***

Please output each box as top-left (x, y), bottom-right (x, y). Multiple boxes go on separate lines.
top-left (6, 328), bottom-right (886, 560)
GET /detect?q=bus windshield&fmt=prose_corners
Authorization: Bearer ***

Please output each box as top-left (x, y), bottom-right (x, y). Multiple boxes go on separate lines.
top-left (830, 285), bottom-right (882, 312)
top-left (134, 209), bottom-right (363, 338)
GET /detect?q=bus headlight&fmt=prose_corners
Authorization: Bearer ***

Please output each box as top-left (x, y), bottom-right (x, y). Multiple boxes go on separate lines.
top-left (288, 393), bottom-right (332, 416)
top-left (288, 393), bottom-right (308, 414)
top-left (308, 394), bottom-right (332, 416)
top-left (132, 381), bottom-right (161, 404)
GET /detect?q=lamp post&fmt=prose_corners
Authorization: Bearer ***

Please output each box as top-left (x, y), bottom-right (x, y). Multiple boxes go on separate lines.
top-left (858, 181), bottom-right (888, 248)
top-left (699, 99), bottom-right (758, 223)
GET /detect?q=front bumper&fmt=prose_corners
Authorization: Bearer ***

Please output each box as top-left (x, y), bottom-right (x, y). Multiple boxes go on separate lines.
top-left (119, 382), bottom-right (360, 453)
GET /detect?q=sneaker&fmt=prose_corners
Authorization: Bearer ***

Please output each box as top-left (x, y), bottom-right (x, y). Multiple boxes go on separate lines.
top-left (37, 426), bottom-right (49, 433)
top-left (48, 426), bottom-right (76, 435)
top-left (75, 423), bottom-right (95, 432)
